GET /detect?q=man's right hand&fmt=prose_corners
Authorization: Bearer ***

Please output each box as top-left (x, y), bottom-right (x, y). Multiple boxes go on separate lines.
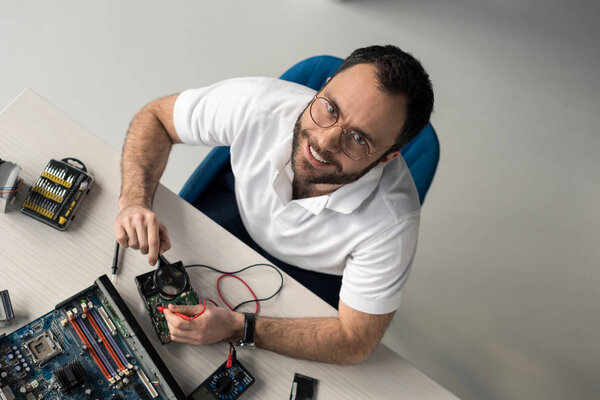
top-left (114, 204), bottom-right (171, 266)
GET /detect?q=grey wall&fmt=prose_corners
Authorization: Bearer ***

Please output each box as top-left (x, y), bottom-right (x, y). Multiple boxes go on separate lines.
top-left (2, 1), bottom-right (599, 399)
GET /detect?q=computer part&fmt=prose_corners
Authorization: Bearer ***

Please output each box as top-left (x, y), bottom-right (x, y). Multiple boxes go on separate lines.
top-left (289, 373), bottom-right (318, 400)
top-left (0, 291), bottom-right (14, 322)
top-left (187, 357), bottom-right (254, 400)
top-left (135, 259), bottom-right (200, 345)
top-left (0, 275), bottom-right (186, 399)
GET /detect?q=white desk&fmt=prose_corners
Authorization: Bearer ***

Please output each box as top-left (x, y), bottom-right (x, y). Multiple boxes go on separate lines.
top-left (0, 89), bottom-right (458, 399)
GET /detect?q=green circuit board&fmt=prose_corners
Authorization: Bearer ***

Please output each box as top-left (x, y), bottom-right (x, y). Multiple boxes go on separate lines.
top-left (147, 290), bottom-right (200, 344)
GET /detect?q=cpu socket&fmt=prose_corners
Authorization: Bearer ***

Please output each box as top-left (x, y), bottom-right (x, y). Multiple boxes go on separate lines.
top-left (25, 331), bottom-right (62, 364)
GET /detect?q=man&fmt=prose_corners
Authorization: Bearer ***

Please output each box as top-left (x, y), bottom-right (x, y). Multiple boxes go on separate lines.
top-left (114, 45), bottom-right (434, 365)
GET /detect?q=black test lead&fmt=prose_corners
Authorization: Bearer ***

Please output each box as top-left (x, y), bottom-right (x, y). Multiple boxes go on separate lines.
top-left (111, 241), bottom-right (120, 283)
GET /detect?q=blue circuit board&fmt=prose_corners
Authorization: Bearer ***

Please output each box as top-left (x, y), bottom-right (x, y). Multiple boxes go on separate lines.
top-left (0, 282), bottom-right (173, 400)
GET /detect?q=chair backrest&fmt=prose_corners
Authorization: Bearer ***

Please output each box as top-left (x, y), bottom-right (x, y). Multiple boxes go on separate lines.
top-left (180, 55), bottom-right (439, 204)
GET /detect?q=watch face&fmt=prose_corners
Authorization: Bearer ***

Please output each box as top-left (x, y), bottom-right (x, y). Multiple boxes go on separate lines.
top-left (241, 312), bottom-right (255, 347)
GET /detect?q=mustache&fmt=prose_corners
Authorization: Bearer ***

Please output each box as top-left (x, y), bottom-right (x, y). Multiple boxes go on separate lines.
top-left (300, 129), bottom-right (342, 171)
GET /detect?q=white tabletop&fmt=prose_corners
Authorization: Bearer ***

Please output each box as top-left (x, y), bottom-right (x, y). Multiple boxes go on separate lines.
top-left (0, 89), bottom-right (458, 399)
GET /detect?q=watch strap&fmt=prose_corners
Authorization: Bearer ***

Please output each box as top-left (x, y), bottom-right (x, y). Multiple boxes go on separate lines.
top-left (238, 312), bottom-right (255, 348)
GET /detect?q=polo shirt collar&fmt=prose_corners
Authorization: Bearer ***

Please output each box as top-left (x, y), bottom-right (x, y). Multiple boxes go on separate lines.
top-left (325, 165), bottom-right (384, 214)
top-left (266, 134), bottom-right (384, 215)
top-left (267, 134), bottom-right (293, 172)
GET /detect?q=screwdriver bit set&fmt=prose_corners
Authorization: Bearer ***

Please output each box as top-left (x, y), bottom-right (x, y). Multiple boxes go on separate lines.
top-left (21, 158), bottom-right (94, 230)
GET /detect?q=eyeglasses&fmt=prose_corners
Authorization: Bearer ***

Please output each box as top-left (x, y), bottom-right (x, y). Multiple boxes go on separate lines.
top-left (309, 96), bottom-right (394, 161)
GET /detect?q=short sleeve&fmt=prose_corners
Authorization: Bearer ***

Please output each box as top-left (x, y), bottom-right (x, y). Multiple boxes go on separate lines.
top-left (173, 77), bottom-right (269, 147)
top-left (339, 212), bottom-right (420, 314)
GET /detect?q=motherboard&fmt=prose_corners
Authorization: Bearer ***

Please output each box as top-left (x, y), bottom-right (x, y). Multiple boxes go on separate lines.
top-left (0, 275), bottom-right (186, 400)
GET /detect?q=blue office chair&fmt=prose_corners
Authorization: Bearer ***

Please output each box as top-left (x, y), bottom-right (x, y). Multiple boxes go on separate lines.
top-left (180, 55), bottom-right (440, 206)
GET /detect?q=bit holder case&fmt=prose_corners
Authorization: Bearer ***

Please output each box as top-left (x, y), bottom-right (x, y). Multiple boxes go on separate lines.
top-left (21, 158), bottom-right (93, 230)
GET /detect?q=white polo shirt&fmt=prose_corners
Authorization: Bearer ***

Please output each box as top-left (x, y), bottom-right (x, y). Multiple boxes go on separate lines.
top-left (173, 77), bottom-right (420, 314)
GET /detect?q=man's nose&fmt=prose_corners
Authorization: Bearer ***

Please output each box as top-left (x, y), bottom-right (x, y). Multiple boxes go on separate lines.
top-left (316, 125), bottom-right (342, 153)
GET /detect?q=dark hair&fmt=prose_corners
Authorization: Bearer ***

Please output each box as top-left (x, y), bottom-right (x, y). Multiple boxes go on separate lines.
top-left (334, 45), bottom-right (434, 149)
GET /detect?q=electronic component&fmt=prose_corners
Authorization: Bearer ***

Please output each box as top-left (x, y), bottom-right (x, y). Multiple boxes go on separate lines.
top-left (0, 275), bottom-right (187, 399)
top-left (290, 373), bottom-right (318, 400)
top-left (20, 158), bottom-right (93, 230)
top-left (24, 331), bottom-right (62, 364)
top-left (154, 260), bottom-right (190, 299)
top-left (97, 306), bottom-right (117, 335)
top-left (135, 259), bottom-right (200, 344)
top-left (0, 159), bottom-right (22, 213)
top-left (137, 369), bottom-right (158, 399)
top-left (54, 360), bottom-right (86, 392)
top-left (0, 386), bottom-right (16, 400)
top-left (188, 357), bottom-right (254, 400)
top-left (134, 384), bottom-right (152, 400)
top-left (0, 290), bottom-right (14, 322)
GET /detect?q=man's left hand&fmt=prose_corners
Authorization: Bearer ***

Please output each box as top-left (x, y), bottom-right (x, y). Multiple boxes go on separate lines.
top-left (163, 303), bottom-right (244, 346)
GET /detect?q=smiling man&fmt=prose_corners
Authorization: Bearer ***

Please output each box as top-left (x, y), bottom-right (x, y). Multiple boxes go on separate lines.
top-left (115, 45), bottom-right (433, 364)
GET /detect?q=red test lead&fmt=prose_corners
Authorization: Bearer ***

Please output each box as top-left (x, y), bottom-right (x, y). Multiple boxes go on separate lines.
top-left (157, 299), bottom-right (219, 321)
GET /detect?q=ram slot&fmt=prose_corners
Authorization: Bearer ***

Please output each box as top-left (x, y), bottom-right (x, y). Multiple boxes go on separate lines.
top-left (76, 314), bottom-right (118, 380)
top-left (98, 306), bottom-right (117, 335)
top-left (90, 305), bottom-right (133, 370)
top-left (82, 303), bottom-right (127, 374)
top-left (102, 302), bottom-right (129, 337)
top-left (67, 311), bottom-right (112, 383)
top-left (138, 369), bottom-right (159, 398)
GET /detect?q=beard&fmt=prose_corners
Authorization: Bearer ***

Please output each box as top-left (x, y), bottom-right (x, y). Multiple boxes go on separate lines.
top-left (290, 115), bottom-right (384, 186)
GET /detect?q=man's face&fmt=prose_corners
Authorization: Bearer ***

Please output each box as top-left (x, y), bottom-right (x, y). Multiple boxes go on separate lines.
top-left (291, 63), bottom-right (407, 188)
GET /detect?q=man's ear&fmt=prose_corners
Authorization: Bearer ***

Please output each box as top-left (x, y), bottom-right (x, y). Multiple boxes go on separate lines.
top-left (378, 150), bottom-right (400, 165)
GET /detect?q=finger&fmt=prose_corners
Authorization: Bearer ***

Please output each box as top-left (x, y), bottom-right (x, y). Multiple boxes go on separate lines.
top-left (147, 216), bottom-right (160, 266)
top-left (163, 310), bottom-right (195, 332)
top-left (114, 224), bottom-right (129, 248)
top-left (134, 216), bottom-right (149, 255)
top-left (169, 329), bottom-right (199, 345)
top-left (168, 304), bottom-right (205, 315)
top-left (158, 223), bottom-right (171, 254)
top-left (124, 223), bottom-right (139, 249)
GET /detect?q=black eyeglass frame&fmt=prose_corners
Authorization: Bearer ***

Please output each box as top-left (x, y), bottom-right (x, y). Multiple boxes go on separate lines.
top-left (309, 96), bottom-right (395, 161)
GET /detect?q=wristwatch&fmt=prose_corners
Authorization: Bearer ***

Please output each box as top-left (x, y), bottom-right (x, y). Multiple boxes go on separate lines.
top-left (237, 312), bottom-right (255, 349)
